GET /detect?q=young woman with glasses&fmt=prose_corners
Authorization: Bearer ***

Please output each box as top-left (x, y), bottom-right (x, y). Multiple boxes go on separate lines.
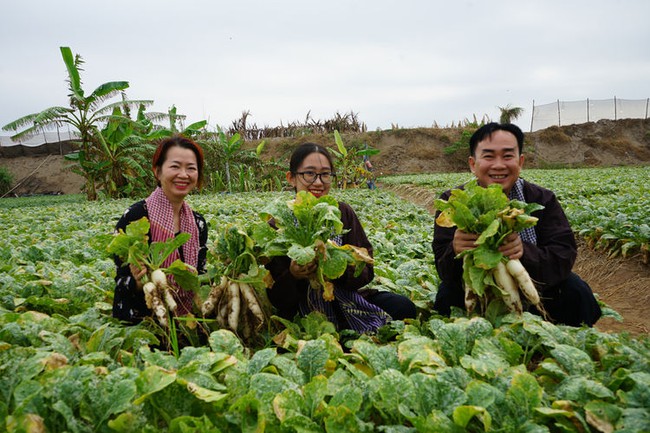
top-left (265, 142), bottom-right (416, 333)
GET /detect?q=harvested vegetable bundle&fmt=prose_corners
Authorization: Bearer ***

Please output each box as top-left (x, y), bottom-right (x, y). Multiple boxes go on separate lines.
top-left (261, 190), bottom-right (374, 301)
top-left (107, 217), bottom-right (199, 327)
top-left (200, 224), bottom-right (274, 339)
top-left (435, 180), bottom-right (546, 317)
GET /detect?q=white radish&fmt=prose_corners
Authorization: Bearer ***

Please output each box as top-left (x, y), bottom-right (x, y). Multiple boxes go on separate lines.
top-left (143, 282), bottom-right (157, 309)
top-left (240, 310), bottom-right (252, 340)
top-left (238, 281), bottom-right (265, 328)
top-left (162, 288), bottom-right (177, 313)
top-left (463, 255), bottom-right (478, 313)
top-left (494, 261), bottom-right (523, 314)
top-left (505, 259), bottom-right (548, 319)
top-left (142, 272), bottom-right (172, 326)
top-left (227, 281), bottom-right (241, 331)
top-left (150, 269), bottom-right (168, 288)
top-left (202, 276), bottom-right (228, 316)
top-left (152, 300), bottom-right (168, 327)
top-left (505, 259), bottom-right (539, 305)
top-left (150, 268), bottom-right (177, 313)
top-left (146, 284), bottom-right (168, 327)
top-left (216, 299), bottom-right (228, 328)
top-left (464, 284), bottom-right (478, 313)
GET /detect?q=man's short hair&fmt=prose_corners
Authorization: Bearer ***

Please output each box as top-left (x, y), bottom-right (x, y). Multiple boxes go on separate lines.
top-left (469, 122), bottom-right (524, 156)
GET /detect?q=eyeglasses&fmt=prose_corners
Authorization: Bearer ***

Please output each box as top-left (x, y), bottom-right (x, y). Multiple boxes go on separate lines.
top-left (295, 171), bottom-right (336, 184)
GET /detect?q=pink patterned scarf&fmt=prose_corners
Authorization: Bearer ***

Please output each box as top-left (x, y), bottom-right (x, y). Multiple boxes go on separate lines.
top-left (145, 187), bottom-right (199, 315)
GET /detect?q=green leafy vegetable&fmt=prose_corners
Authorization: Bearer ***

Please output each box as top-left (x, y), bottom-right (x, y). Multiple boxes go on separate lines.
top-left (434, 180), bottom-right (544, 316)
top-left (261, 190), bottom-right (373, 301)
top-left (200, 223), bottom-right (273, 340)
top-left (2, 172), bottom-right (649, 432)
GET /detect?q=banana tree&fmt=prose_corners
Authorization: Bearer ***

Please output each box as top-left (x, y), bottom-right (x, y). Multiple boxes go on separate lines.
top-left (93, 107), bottom-right (159, 198)
top-left (1, 46), bottom-right (154, 200)
top-left (143, 105), bottom-right (207, 139)
top-left (210, 127), bottom-right (243, 192)
top-left (331, 130), bottom-right (380, 189)
top-left (498, 104), bottom-right (524, 124)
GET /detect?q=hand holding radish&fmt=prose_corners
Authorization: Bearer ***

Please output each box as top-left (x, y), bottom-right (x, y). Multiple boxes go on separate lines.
top-left (452, 230), bottom-right (478, 255)
top-left (108, 217), bottom-right (199, 327)
top-left (260, 191), bottom-right (374, 302)
top-left (435, 181), bottom-right (547, 318)
top-left (289, 259), bottom-right (317, 279)
top-left (498, 232), bottom-right (523, 260)
top-left (129, 263), bottom-right (147, 290)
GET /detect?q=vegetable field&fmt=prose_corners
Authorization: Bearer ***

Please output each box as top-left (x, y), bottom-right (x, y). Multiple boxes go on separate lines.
top-left (1, 167), bottom-right (649, 432)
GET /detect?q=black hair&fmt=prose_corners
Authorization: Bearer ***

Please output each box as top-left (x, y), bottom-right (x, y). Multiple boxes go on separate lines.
top-left (469, 122), bottom-right (524, 156)
top-left (289, 142), bottom-right (335, 173)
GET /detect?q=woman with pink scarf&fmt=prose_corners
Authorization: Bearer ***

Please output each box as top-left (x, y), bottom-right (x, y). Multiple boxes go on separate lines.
top-left (112, 135), bottom-right (207, 323)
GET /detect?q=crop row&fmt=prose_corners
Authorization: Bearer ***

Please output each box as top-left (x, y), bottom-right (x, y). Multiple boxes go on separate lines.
top-left (1, 187), bottom-right (649, 431)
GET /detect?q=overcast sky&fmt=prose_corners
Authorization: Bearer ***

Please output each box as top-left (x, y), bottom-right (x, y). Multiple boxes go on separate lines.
top-left (1, 0), bottom-right (649, 136)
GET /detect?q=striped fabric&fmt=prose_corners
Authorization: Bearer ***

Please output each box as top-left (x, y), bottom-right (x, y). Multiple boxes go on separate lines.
top-left (508, 178), bottom-right (538, 245)
top-left (300, 286), bottom-right (391, 334)
top-left (145, 187), bottom-right (199, 315)
top-left (298, 232), bottom-right (390, 334)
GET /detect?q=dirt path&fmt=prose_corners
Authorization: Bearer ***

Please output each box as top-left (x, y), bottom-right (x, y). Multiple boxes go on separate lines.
top-left (386, 184), bottom-right (649, 338)
top-left (574, 243), bottom-right (649, 336)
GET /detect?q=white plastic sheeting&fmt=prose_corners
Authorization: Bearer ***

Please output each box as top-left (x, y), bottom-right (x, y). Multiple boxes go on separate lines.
top-left (0, 130), bottom-right (79, 147)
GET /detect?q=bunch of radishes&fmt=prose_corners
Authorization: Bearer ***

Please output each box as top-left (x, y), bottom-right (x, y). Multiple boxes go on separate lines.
top-left (108, 217), bottom-right (199, 327)
top-left (200, 224), bottom-right (273, 339)
top-left (142, 268), bottom-right (177, 327)
top-left (201, 274), bottom-right (268, 339)
top-left (435, 181), bottom-right (547, 318)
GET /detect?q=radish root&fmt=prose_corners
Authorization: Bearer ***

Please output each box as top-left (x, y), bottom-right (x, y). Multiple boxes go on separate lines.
top-left (201, 274), bottom-right (269, 337)
top-left (139, 269), bottom-right (182, 327)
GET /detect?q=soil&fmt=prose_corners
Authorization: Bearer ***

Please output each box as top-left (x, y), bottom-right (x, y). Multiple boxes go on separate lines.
top-left (1, 118), bottom-right (648, 337)
top-left (0, 154), bottom-right (84, 197)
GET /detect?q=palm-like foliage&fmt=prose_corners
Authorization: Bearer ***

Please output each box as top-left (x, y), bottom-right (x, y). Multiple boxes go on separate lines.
top-left (200, 128), bottom-right (284, 193)
top-left (142, 105), bottom-right (207, 138)
top-left (331, 130), bottom-right (379, 189)
top-left (207, 127), bottom-right (244, 192)
top-left (498, 105), bottom-right (524, 124)
top-left (2, 47), bottom-right (154, 200)
top-left (91, 106), bottom-right (162, 198)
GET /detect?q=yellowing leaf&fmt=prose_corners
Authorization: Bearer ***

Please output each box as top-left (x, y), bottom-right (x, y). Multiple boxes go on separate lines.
top-left (186, 382), bottom-right (228, 403)
top-left (322, 280), bottom-right (335, 301)
top-left (435, 208), bottom-right (456, 227)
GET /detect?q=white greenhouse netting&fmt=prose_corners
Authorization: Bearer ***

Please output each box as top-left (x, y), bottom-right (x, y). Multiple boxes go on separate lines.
top-left (530, 98), bottom-right (649, 131)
